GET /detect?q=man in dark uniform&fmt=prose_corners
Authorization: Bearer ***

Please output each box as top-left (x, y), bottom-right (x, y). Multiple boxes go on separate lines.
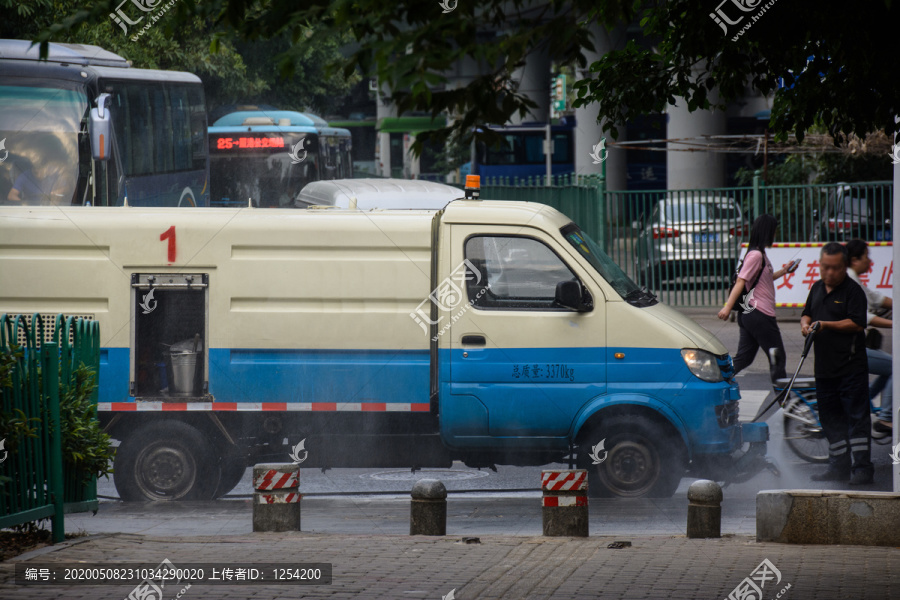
top-left (801, 242), bottom-right (873, 485)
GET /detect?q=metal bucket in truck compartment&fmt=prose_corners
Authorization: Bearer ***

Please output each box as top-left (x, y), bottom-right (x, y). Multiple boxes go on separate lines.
top-left (169, 335), bottom-right (202, 396)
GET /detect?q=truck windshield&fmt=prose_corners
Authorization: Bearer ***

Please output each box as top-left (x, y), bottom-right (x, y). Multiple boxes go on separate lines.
top-left (0, 84), bottom-right (86, 206)
top-left (561, 223), bottom-right (657, 306)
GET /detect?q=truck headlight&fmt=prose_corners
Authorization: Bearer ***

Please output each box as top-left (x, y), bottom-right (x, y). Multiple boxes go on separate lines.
top-left (681, 349), bottom-right (723, 383)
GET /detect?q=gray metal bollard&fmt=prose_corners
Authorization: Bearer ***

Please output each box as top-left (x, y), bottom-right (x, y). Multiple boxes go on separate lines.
top-left (687, 479), bottom-right (722, 538)
top-left (410, 479), bottom-right (447, 535)
top-left (252, 463), bottom-right (301, 532)
top-left (542, 469), bottom-right (588, 537)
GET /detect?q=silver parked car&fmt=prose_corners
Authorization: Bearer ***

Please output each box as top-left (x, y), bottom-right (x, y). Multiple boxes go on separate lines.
top-left (814, 183), bottom-right (892, 242)
top-left (634, 194), bottom-right (745, 286)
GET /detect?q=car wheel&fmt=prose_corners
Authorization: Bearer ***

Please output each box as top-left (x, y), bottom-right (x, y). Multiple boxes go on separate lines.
top-left (578, 415), bottom-right (685, 498)
top-left (114, 421), bottom-right (219, 501)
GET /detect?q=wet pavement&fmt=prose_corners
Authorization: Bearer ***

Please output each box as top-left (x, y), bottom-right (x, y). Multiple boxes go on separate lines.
top-left (58, 494), bottom-right (758, 538)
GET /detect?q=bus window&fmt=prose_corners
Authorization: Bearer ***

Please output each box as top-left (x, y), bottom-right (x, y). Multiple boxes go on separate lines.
top-left (485, 135), bottom-right (518, 165)
top-left (170, 87), bottom-right (192, 171)
top-left (523, 134), bottom-right (543, 163)
top-left (106, 81), bottom-right (208, 205)
top-left (187, 86), bottom-right (207, 172)
top-left (151, 86), bottom-right (173, 173)
top-left (552, 133), bottom-right (571, 163)
top-left (473, 124), bottom-right (575, 179)
top-left (122, 84), bottom-right (154, 175)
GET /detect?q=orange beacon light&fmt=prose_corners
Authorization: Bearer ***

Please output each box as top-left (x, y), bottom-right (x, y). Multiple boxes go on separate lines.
top-left (464, 175), bottom-right (481, 200)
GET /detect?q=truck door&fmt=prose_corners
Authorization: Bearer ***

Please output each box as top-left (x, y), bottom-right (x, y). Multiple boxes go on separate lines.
top-left (440, 225), bottom-right (607, 443)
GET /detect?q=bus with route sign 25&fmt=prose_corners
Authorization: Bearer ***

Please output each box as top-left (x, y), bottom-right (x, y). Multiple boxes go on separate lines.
top-left (208, 110), bottom-right (352, 208)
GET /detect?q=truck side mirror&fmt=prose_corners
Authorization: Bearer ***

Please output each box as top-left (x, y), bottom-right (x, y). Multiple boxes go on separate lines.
top-left (90, 93), bottom-right (112, 161)
top-left (554, 280), bottom-right (591, 312)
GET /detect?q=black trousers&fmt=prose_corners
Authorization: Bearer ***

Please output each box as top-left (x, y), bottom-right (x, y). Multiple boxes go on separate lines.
top-left (816, 370), bottom-right (873, 476)
top-left (733, 310), bottom-right (787, 380)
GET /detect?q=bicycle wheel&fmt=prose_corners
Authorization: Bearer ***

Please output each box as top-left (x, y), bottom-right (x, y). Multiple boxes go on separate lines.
top-left (783, 397), bottom-right (829, 463)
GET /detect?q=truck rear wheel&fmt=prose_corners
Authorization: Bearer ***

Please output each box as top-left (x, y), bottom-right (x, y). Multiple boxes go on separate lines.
top-left (114, 421), bottom-right (219, 501)
top-left (578, 415), bottom-right (684, 498)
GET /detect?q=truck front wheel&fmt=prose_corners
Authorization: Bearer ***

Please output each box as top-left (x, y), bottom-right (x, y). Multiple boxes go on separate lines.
top-left (578, 415), bottom-right (684, 498)
top-left (114, 421), bottom-right (219, 501)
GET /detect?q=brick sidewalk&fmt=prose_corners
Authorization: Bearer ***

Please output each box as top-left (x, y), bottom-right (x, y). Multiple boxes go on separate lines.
top-left (2, 532), bottom-right (897, 599)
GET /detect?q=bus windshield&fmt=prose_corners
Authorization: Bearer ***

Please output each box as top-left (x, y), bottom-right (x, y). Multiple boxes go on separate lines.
top-left (0, 84), bottom-right (87, 206)
top-left (209, 132), bottom-right (320, 207)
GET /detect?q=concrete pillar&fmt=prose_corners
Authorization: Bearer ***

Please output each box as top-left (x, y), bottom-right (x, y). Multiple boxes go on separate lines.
top-left (252, 463), bottom-right (301, 532)
top-left (574, 23), bottom-right (627, 192)
top-left (541, 470), bottom-right (588, 537)
top-left (666, 70), bottom-right (727, 189)
top-left (375, 83), bottom-right (397, 178)
top-left (686, 479), bottom-right (722, 538)
top-left (410, 479), bottom-right (447, 535)
top-left (509, 48), bottom-right (550, 125)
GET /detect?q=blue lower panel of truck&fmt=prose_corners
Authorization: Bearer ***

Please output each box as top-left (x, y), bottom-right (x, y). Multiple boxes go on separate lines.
top-left (99, 345), bottom-right (749, 460)
top-left (99, 347), bottom-right (430, 407)
top-left (439, 345), bottom-right (743, 456)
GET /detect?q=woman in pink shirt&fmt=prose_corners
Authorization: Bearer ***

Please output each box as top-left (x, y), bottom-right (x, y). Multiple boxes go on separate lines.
top-left (717, 214), bottom-right (799, 379)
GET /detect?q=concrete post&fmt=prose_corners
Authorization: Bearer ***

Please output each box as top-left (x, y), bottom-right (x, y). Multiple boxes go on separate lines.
top-left (541, 470), bottom-right (588, 537)
top-left (252, 463), bottom-right (301, 532)
top-left (687, 479), bottom-right (722, 538)
top-left (410, 479), bottom-right (447, 535)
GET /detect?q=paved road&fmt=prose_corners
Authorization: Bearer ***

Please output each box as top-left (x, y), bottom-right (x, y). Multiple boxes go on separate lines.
top-left (3, 528), bottom-right (897, 599)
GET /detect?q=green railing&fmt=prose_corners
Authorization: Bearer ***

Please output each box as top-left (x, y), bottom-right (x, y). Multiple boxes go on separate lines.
top-left (0, 314), bottom-right (101, 541)
top-left (477, 172), bottom-right (893, 306)
top-left (480, 174), bottom-right (606, 243)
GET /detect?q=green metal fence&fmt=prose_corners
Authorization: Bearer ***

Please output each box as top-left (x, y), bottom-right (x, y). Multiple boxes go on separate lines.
top-left (479, 172), bottom-right (893, 306)
top-left (480, 174), bottom-right (606, 242)
top-left (0, 314), bottom-right (101, 542)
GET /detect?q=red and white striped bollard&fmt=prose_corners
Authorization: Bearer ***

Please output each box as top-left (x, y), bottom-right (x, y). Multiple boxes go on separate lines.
top-left (252, 463), bottom-right (301, 532)
top-left (541, 469), bottom-right (588, 537)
